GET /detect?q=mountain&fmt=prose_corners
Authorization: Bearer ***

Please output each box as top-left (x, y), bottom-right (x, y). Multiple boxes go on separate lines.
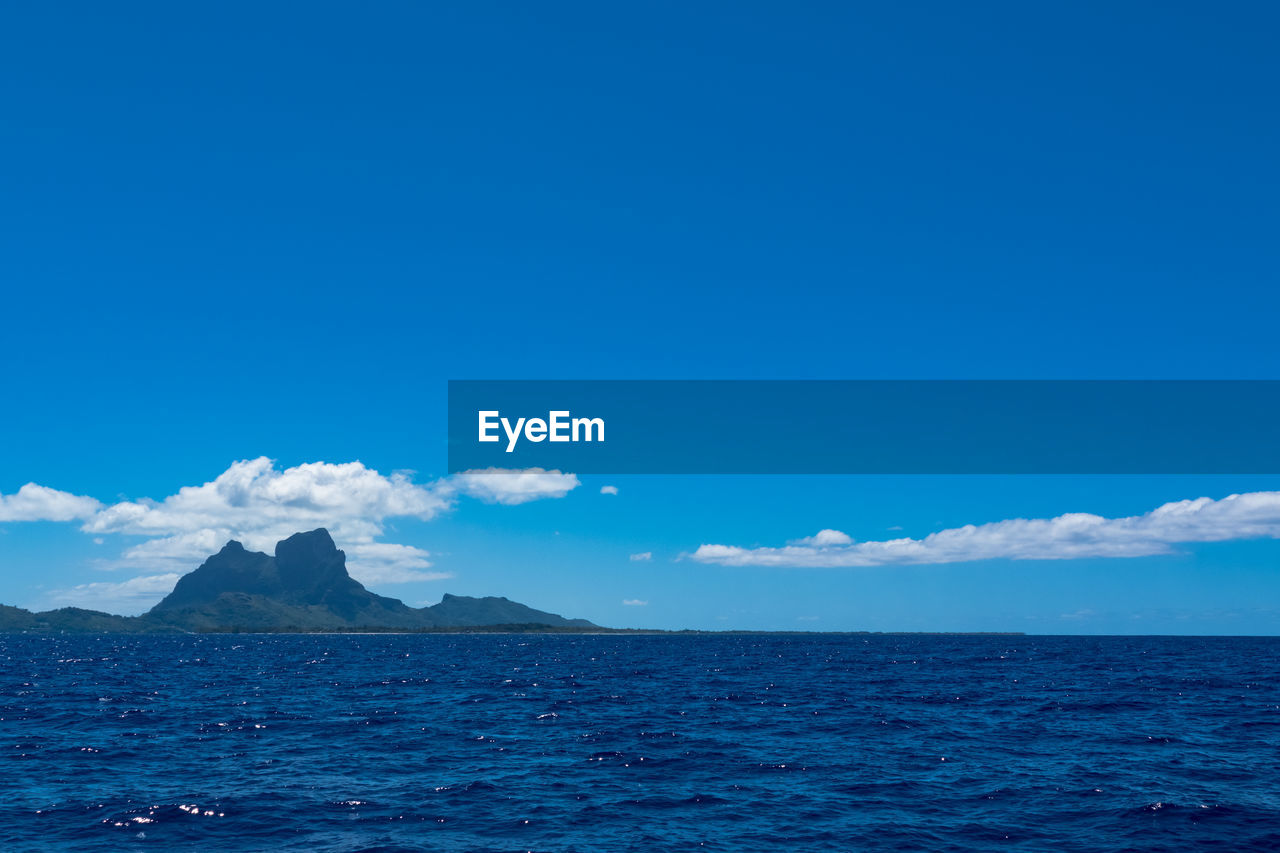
top-left (429, 592), bottom-right (596, 627)
top-left (147, 530), bottom-right (435, 631)
top-left (0, 529), bottom-right (597, 633)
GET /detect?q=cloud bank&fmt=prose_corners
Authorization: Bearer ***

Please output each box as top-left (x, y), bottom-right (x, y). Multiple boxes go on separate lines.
top-left (691, 491), bottom-right (1280, 568)
top-left (2, 458), bottom-right (579, 595)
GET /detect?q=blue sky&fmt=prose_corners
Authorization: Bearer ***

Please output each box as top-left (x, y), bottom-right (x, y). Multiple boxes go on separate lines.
top-left (1, 3), bottom-right (1278, 633)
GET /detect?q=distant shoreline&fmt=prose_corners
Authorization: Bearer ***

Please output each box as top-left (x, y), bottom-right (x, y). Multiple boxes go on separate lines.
top-left (0, 619), bottom-right (1031, 636)
top-left (5, 625), bottom-right (1274, 630)
top-left (3, 626), bottom-right (1028, 636)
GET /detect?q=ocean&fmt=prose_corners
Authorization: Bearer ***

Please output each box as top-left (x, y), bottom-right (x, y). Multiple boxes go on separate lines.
top-left (3, 633), bottom-right (1278, 851)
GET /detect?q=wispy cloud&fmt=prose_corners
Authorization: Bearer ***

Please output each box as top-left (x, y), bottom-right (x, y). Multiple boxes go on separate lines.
top-left (629, 552), bottom-right (652, 562)
top-left (50, 573), bottom-right (182, 616)
top-left (691, 491), bottom-right (1280, 568)
top-left (447, 467), bottom-right (580, 505)
top-left (344, 543), bottom-right (454, 585)
top-left (622, 599), bottom-right (648, 606)
top-left (600, 485), bottom-right (619, 495)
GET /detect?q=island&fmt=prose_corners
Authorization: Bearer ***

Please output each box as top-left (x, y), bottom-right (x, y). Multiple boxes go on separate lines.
top-left (0, 528), bottom-right (599, 633)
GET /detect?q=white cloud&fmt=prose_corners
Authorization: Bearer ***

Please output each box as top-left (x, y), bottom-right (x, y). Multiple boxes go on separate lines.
top-left (108, 529), bottom-right (242, 571)
top-left (622, 599), bottom-right (648, 606)
top-left (49, 573), bottom-right (182, 616)
top-left (629, 551), bottom-right (652, 561)
top-left (0, 483), bottom-right (101, 522)
top-left (790, 529), bottom-right (853, 547)
top-left (691, 491), bottom-right (1280, 568)
top-left (4, 458), bottom-right (579, 585)
top-left (83, 458), bottom-right (452, 547)
top-left (447, 468), bottom-right (580, 505)
top-left (600, 485), bottom-right (619, 495)
top-left (345, 543), bottom-right (453, 585)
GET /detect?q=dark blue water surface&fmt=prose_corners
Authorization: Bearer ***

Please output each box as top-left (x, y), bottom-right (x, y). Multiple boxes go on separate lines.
top-left (3, 634), bottom-right (1279, 852)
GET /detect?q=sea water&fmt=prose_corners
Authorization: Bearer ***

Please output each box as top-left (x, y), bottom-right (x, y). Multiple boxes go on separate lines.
top-left (3, 633), bottom-right (1278, 851)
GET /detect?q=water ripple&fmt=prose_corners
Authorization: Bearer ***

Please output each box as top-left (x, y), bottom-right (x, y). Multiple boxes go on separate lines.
top-left (2, 634), bottom-right (1278, 850)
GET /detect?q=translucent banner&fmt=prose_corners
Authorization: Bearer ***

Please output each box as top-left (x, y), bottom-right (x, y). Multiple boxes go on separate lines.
top-left (447, 380), bottom-right (1280, 474)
